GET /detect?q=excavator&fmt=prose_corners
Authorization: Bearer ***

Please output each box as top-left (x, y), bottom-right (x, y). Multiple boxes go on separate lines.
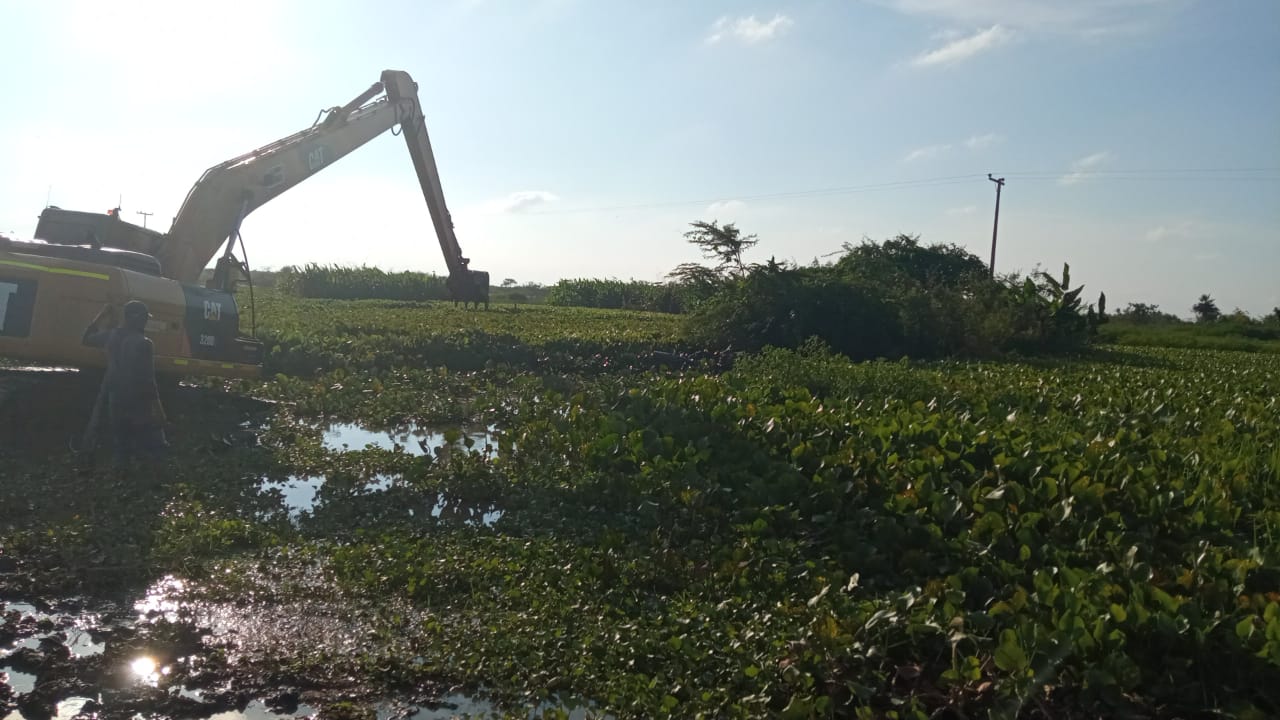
top-left (0, 69), bottom-right (488, 382)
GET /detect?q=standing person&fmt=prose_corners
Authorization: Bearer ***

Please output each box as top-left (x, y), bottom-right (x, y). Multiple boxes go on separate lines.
top-left (81, 300), bottom-right (168, 467)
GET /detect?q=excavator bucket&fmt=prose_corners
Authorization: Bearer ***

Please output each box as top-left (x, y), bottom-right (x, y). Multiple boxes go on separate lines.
top-left (447, 270), bottom-right (490, 309)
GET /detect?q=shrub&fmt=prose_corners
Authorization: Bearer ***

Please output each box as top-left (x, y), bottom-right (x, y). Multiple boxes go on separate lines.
top-left (685, 236), bottom-right (1106, 360)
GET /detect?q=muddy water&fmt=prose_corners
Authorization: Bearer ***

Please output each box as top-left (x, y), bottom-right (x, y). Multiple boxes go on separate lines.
top-left (1, 410), bottom-right (568, 719)
top-left (3, 593), bottom-right (599, 720)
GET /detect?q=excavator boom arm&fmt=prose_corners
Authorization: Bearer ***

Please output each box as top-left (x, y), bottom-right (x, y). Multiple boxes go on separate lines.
top-left (156, 69), bottom-right (487, 307)
top-left (160, 83), bottom-right (403, 283)
top-left (382, 71), bottom-right (466, 276)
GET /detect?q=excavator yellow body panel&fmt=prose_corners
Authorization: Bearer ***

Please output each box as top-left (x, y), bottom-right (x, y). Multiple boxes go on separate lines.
top-left (0, 241), bottom-right (262, 379)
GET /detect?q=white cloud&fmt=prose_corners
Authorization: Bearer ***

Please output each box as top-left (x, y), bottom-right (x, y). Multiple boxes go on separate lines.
top-left (706, 14), bottom-right (794, 45)
top-left (705, 199), bottom-right (747, 215)
top-left (903, 143), bottom-right (952, 162)
top-left (911, 24), bottom-right (1012, 66)
top-left (878, 0), bottom-right (1187, 38)
top-left (486, 191), bottom-right (560, 213)
top-left (1059, 151), bottom-right (1111, 185)
top-left (1145, 219), bottom-right (1204, 243)
top-left (946, 205), bottom-right (977, 215)
top-left (965, 133), bottom-right (1002, 149)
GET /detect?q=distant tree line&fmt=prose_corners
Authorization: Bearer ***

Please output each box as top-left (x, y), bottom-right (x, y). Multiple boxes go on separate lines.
top-left (1100, 294), bottom-right (1280, 351)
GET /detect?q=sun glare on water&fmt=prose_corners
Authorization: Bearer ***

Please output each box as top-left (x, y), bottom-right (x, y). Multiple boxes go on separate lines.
top-left (131, 656), bottom-right (159, 685)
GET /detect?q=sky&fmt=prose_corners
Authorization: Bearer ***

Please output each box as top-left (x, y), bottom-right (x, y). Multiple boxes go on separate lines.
top-left (2, 0), bottom-right (1278, 317)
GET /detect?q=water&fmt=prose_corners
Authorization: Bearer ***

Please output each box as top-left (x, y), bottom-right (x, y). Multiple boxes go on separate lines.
top-left (260, 473), bottom-right (502, 526)
top-left (0, 586), bottom-right (595, 720)
top-left (260, 476), bottom-right (325, 519)
top-left (4, 669), bottom-right (35, 694)
top-left (382, 694), bottom-right (608, 720)
top-left (208, 699), bottom-right (317, 720)
top-left (65, 629), bottom-right (104, 658)
top-left (1, 602), bottom-right (105, 658)
top-left (321, 422), bottom-right (497, 457)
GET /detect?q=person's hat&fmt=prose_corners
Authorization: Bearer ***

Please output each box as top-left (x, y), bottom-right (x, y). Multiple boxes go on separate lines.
top-left (123, 300), bottom-right (151, 320)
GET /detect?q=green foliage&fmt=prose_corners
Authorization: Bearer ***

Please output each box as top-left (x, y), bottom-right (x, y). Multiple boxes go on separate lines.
top-left (1114, 302), bottom-right (1183, 324)
top-left (687, 235), bottom-right (1108, 359)
top-left (276, 263), bottom-right (450, 301)
top-left (1194, 293), bottom-right (1222, 323)
top-left (686, 261), bottom-right (903, 360)
top-left (545, 278), bottom-right (687, 314)
top-left (5, 290), bottom-right (1278, 720)
top-left (1099, 315), bottom-right (1280, 353)
top-left (244, 289), bottom-right (690, 380)
top-left (682, 220), bottom-right (759, 277)
top-left (833, 233), bottom-right (988, 288)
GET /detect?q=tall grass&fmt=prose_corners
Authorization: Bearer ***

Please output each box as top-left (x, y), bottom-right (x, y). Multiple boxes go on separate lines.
top-left (276, 264), bottom-right (450, 302)
top-left (1098, 320), bottom-right (1280, 353)
top-left (545, 278), bottom-right (686, 313)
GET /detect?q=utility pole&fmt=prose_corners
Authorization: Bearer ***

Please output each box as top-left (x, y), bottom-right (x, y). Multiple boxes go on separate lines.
top-left (136, 211), bottom-right (153, 228)
top-left (987, 173), bottom-right (1005, 278)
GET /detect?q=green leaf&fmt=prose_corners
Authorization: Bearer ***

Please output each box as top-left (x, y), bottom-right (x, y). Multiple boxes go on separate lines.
top-left (994, 630), bottom-right (1029, 673)
top-left (744, 665), bottom-right (760, 678)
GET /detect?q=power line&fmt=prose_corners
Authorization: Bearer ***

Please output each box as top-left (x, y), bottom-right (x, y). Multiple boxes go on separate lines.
top-left (1001, 168), bottom-right (1280, 181)
top-left (495, 167), bottom-right (1280, 217)
top-left (1004, 166), bottom-right (1280, 176)
top-left (521, 173), bottom-right (985, 216)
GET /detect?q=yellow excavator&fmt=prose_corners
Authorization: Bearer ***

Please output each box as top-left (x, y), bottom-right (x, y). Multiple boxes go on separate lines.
top-left (0, 69), bottom-right (488, 381)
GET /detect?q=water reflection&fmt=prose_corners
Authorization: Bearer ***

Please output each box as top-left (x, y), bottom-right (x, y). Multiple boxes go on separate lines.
top-left (135, 576), bottom-right (185, 622)
top-left (260, 476), bottom-right (324, 520)
top-left (53, 697), bottom-right (95, 720)
top-left (208, 700), bottom-right (317, 720)
top-left (321, 422), bottom-right (497, 457)
top-left (130, 655), bottom-right (160, 686)
top-left (259, 474), bottom-right (502, 527)
top-left (3, 669), bottom-right (35, 694)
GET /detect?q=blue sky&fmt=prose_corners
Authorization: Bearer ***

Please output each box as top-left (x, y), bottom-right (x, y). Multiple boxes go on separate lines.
top-left (2, 0), bottom-right (1277, 316)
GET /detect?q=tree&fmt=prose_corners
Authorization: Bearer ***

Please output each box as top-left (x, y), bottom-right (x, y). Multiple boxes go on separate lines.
top-left (1266, 307), bottom-right (1280, 327)
top-left (835, 234), bottom-right (987, 289)
top-left (1116, 302), bottom-right (1181, 324)
top-left (501, 278), bottom-right (517, 288)
top-left (666, 262), bottom-right (723, 288)
top-left (1192, 294), bottom-right (1221, 323)
top-left (683, 220), bottom-right (758, 278)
